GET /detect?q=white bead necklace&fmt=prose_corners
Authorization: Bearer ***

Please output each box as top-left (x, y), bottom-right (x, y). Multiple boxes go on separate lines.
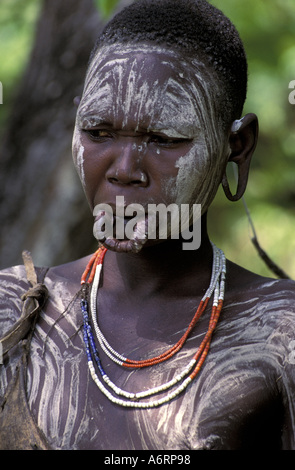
top-left (82, 244), bottom-right (226, 408)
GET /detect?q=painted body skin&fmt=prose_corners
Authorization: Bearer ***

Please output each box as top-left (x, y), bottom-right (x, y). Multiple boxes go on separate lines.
top-left (72, 44), bottom-right (230, 253)
top-left (2, 265), bottom-right (295, 449)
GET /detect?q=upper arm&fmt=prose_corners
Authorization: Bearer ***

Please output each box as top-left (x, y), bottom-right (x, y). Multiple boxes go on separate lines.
top-left (266, 286), bottom-right (295, 448)
top-left (0, 265), bottom-right (29, 338)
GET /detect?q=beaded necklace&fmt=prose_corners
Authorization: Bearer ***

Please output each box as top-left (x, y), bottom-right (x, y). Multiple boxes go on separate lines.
top-left (80, 244), bottom-right (226, 408)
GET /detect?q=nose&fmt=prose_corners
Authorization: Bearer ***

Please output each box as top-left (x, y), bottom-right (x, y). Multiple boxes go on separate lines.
top-left (106, 140), bottom-right (148, 187)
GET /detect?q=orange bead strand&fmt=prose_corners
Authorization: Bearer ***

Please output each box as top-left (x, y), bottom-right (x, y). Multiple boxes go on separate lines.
top-left (81, 244), bottom-right (226, 408)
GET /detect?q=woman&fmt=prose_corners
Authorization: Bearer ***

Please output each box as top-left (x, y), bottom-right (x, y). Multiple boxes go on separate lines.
top-left (1, 0), bottom-right (295, 450)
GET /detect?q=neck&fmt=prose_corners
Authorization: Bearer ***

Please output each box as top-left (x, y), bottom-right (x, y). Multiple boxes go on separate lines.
top-left (103, 214), bottom-right (213, 297)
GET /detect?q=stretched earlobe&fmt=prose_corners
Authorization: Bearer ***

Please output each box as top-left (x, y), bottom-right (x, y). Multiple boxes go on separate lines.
top-left (221, 162), bottom-right (251, 201)
top-left (222, 168), bottom-right (242, 202)
top-left (222, 113), bottom-right (259, 202)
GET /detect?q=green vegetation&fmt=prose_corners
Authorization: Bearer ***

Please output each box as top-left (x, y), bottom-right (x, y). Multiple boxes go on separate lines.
top-left (209, 0), bottom-right (295, 278)
top-left (0, 0), bottom-right (40, 118)
top-left (95, 0), bottom-right (120, 19)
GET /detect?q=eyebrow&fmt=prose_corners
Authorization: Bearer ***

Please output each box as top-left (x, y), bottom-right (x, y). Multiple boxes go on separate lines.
top-left (77, 113), bottom-right (200, 140)
top-left (148, 122), bottom-right (200, 140)
top-left (76, 114), bottom-right (111, 129)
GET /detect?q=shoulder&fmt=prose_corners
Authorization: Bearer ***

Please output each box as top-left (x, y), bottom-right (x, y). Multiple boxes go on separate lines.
top-left (48, 254), bottom-right (92, 286)
top-left (0, 254), bottom-right (91, 338)
top-left (225, 260), bottom-right (295, 336)
top-left (224, 260), bottom-right (295, 327)
top-left (226, 260), bottom-right (295, 303)
top-left (0, 265), bottom-right (30, 335)
top-left (253, 277), bottom-right (295, 331)
top-left (0, 261), bottom-right (49, 336)
top-left (220, 262), bottom-right (295, 374)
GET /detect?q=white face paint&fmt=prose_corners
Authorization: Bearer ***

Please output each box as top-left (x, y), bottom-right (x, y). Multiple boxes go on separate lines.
top-left (72, 127), bottom-right (85, 186)
top-left (162, 58), bottom-right (231, 213)
top-left (77, 44), bottom-right (200, 136)
top-left (73, 44), bottom-right (230, 245)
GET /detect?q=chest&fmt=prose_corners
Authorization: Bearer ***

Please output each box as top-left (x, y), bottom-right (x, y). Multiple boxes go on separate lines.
top-left (26, 301), bottom-right (282, 450)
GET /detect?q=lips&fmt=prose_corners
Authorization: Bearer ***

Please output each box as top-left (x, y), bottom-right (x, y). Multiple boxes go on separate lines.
top-left (93, 207), bottom-right (149, 254)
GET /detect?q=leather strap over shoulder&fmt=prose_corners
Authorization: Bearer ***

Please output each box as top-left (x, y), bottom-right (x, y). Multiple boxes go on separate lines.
top-left (0, 251), bottom-right (49, 357)
top-left (22, 250), bottom-right (38, 287)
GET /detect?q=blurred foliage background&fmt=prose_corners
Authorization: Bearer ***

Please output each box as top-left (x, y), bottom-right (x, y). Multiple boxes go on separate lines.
top-left (0, 0), bottom-right (41, 126)
top-left (0, 0), bottom-right (294, 278)
top-left (209, 0), bottom-right (295, 279)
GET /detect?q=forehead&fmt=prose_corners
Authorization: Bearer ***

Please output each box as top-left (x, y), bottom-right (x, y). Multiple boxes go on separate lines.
top-left (78, 44), bottom-right (207, 135)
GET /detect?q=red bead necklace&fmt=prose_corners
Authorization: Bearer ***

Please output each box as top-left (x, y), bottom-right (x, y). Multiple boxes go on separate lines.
top-left (80, 245), bottom-right (225, 408)
top-left (81, 246), bottom-right (224, 371)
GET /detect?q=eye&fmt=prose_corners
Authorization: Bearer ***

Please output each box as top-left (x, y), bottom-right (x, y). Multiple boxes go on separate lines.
top-left (83, 129), bottom-right (113, 142)
top-left (148, 134), bottom-right (191, 148)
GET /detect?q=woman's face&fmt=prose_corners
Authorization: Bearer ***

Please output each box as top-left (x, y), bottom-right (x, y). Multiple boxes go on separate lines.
top-left (72, 44), bottom-right (230, 252)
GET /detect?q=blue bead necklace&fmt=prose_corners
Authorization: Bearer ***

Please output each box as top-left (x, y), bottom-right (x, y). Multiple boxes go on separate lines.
top-left (80, 245), bottom-right (226, 408)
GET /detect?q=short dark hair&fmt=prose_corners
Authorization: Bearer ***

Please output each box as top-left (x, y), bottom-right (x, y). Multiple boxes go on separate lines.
top-left (90, 0), bottom-right (248, 127)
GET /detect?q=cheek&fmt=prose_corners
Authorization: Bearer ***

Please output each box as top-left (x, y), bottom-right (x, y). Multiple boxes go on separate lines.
top-left (174, 142), bottom-right (211, 206)
top-left (173, 140), bottom-right (230, 213)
